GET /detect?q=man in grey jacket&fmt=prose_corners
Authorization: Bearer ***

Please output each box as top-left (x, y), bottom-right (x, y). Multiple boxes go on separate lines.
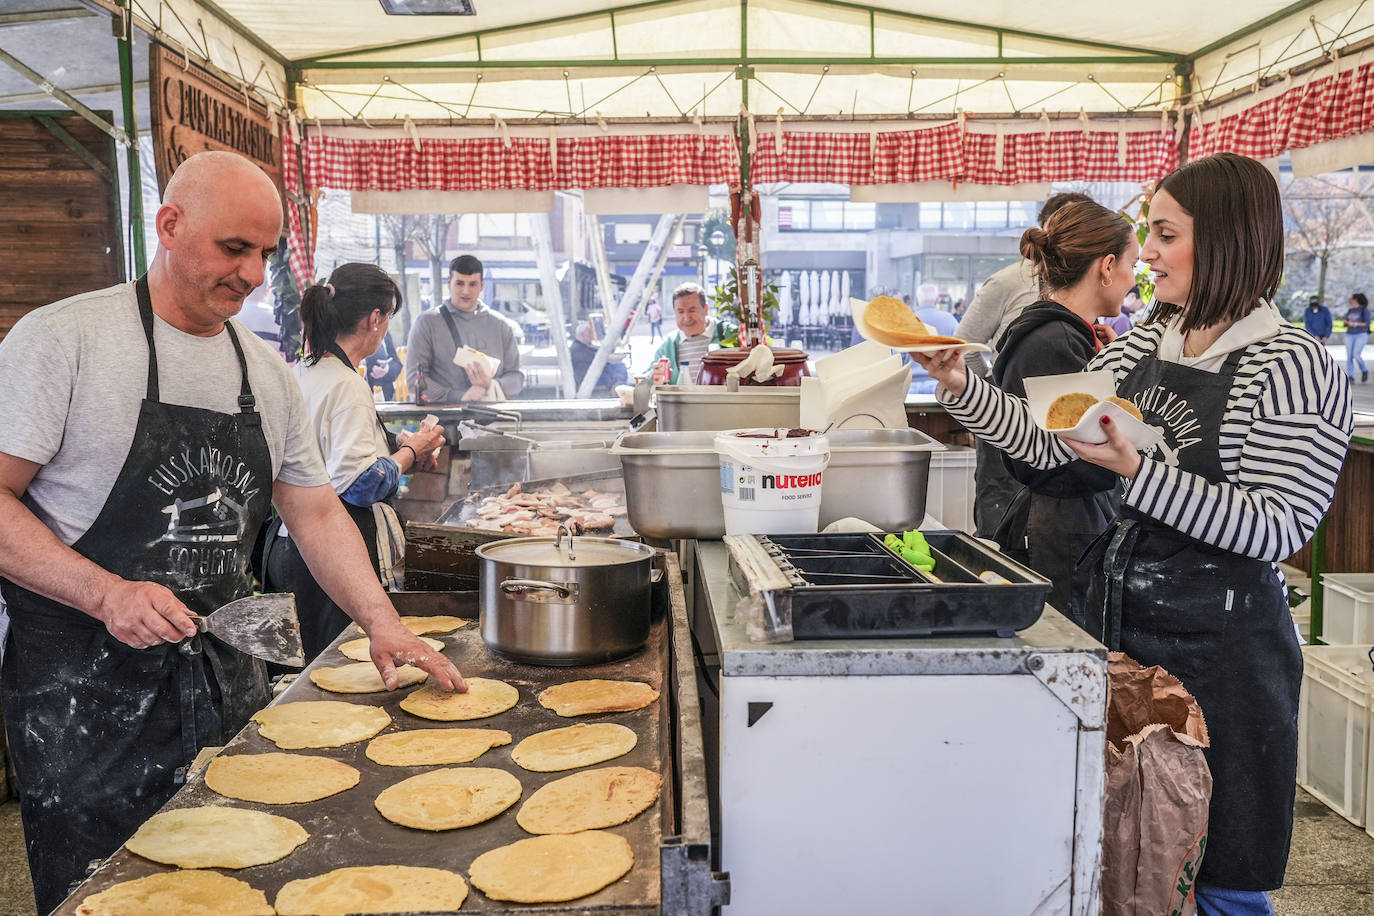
top-left (405, 255), bottom-right (524, 402)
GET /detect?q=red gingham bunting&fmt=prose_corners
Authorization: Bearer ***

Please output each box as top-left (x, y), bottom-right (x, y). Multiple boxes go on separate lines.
top-left (1189, 58), bottom-right (1374, 161)
top-left (281, 129), bottom-right (315, 292)
top-left (303, 132), bottom-right (737, 191)
top-left (750, 124), bottom-right (964, 184)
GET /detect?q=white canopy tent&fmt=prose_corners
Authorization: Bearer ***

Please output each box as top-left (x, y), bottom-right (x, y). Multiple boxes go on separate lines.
top-left (75, 0), bottom-right (1373, 124)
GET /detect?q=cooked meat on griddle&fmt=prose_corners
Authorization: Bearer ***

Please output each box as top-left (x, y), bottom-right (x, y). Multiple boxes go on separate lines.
top-left (465, 485), bottom-right (623, 534)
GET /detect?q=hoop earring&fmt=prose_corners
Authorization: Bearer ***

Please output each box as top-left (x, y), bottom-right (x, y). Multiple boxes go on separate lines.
top-left (1101, 277), bottom-right (1113, 289)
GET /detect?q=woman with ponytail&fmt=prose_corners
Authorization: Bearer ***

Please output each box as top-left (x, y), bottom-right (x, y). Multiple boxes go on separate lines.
top-left (985, 199), bottom-right (1137, 614)
top-left (266, 263), bottom-right (445, 661)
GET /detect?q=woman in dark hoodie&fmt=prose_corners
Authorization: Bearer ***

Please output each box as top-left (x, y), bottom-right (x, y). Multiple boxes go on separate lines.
top-left (989, 200), bottom-right (1139, 612)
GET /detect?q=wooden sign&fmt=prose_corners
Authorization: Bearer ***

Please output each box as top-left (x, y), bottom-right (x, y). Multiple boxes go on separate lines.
top-left (149, 43), bottom-right (284, 200)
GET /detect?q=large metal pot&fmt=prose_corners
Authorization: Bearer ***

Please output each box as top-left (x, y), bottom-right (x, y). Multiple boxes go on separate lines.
top-left (475, 527), bottom-right (658, 666)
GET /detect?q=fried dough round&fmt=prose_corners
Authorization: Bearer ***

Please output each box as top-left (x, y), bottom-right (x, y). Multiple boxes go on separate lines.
top-left (516, 766), bottom-right (661, 834)
top-left (310, 662), bottom-right (427, 694)
top-left (350, 615), bottom-right (468, 637)
top-left (400, 679), bottom-right (519, 721)
top-left (339, 635), bottom-right (443, 662)
top-left (366, 728), bottom-right (513, 766)
top-left (126, 807), bottom-right (308, 868)
top-left (538, 679), bottom-right (659, 717)
top-left (206, 752), bottom-right (360, 804)
top-left (468, 832), bottom-right (634, 904)
top-left (511, 722), bottom-right (638, 772)
top-left (76, 870), bottom-right (273, 916)
top-left (253, 701), bottom-right (391, 750)
top-left (1046, 392), bottom-right (1100, 429)
top-left (374, 767), bottom-right (522, 830)
top-left (1106, 396), bottom-right (1144, 420)
top-left (275, 866), bottom-right (469, 915)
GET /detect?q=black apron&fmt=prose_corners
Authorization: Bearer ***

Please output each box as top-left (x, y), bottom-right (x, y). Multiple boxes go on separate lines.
top-left (1071, 342), bottom-right (1300, 891)
top-left (0, 278), bottom-right (274, 913)
top-left (263, 345), bottom-right (397, 663)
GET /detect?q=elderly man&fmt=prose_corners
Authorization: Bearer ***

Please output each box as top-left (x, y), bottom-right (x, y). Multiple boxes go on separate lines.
top-left (0, 151), bottom-right (464, 913)
top-left (646, 282), bottom-right (731, 385)
top-left (404, 254), bottom-right (524, 403)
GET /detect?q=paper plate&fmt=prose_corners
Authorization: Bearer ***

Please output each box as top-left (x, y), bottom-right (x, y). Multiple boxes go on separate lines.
top-left (849, 298), bottom-right (991, 355)
top-left (1022, 370), bottom-right (1164, 450)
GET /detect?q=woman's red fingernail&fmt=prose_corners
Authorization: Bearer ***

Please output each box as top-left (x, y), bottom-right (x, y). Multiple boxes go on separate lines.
top-left (1101, 416), bottom-right (1112, 425)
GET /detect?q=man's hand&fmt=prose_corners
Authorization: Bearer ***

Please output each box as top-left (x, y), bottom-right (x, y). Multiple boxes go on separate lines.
top-left (460, 384), bottom-right (489, 402)
top-left (92, 579), bottom-right (198, 649)
top-left (464, 358), bottom-right (493, 388)
top-left (366, 620), bottom-right (467, 692)
top-left (369, 360), bottom-right (390, 379)
top-left (911, 347), bottom-right (968, 398)
top-left (1062, 415), bottom-right (1142, 478)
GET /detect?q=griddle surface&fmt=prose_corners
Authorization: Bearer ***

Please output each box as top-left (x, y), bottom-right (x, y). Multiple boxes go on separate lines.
top-left (55, 593), bottom-right (669, 915)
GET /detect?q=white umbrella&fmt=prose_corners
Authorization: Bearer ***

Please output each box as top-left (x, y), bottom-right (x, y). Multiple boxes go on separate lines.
top-left (820, 271), bottom-right (831, 320)
top-left (809, 271), bottom-right (820, 322)
top-left (828, 270), bottom-right (840, 317)
top-left (777, 271), bottom-right (792, 327)
top-left (840, 271), bottom-right (851, 313)
top-left (798, 269), bottom-right (810, 326)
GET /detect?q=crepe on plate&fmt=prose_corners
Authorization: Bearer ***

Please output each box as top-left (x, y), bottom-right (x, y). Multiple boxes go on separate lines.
top-left (864, 295), bottom-right (966, 348)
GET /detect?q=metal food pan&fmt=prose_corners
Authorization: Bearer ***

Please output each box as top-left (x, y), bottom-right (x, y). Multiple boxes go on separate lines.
top-left (611, 428), bottom-right (942, 539)
top-left (654, 387), bottom-right (800, 432)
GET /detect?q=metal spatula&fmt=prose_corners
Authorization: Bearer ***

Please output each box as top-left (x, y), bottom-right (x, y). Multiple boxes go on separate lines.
top-left (188, 593), bottom-right (305, 667)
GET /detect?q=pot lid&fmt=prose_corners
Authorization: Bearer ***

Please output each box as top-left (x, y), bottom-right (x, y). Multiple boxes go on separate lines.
top-left (702, 347), bottom-right (809, 364)
top-left (477, 536), bottom-right (655, 568)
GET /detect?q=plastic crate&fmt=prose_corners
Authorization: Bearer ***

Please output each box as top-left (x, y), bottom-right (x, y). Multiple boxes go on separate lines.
top-left (1297, 645), bottom-right (1374, 826)
top-left (927, 446), bottom-right (977, 534)
top-left (1322, 574), bottom-right (1374, 645)
top-left (1288, 576), bottom-right (1312, 642)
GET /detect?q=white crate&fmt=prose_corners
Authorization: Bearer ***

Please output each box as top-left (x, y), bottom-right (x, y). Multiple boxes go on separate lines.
top-left (1287, 576), bottom-right (1312, 642)
top-left (1322, 574), bottom-right (1374, 645)
top-left (1297, 645), bottom-right (1374, 826)
top-left (927, 446), bottom-right (977, 534)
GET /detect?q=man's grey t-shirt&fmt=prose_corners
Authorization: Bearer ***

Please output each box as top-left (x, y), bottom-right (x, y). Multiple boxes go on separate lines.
top-left (0, 283), bottom-right (328, 545)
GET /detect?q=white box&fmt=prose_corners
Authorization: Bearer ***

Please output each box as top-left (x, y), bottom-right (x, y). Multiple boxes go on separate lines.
top-left (928, 445), bottom-right (977, 534)
top-left (1322, 573), bottom-right (1374, 645)
top-left (1297, 645), bottom-right (1374, 826)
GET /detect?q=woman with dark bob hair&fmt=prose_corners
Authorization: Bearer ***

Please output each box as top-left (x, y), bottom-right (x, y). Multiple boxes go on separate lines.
top-left (918, 153), bottom-right (1352, 913)
top-left (265, 263), bottom-right (445, 661)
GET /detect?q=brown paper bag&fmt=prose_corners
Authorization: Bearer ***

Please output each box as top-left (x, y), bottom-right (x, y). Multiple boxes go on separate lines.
top-left (1101, 653), bottom-right (1212, 916)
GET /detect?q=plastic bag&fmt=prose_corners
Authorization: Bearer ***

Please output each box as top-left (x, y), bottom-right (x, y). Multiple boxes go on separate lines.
top-left (1102, 652), bottom-right (1212, 916)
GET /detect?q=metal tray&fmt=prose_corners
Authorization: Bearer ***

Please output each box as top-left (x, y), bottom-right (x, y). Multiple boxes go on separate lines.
top-left (612, 428), bottom-right (940, 539)
top-left (728, 530), bottom-right (1051, 639)
top-left (437, 467), bottom-right (634, 538)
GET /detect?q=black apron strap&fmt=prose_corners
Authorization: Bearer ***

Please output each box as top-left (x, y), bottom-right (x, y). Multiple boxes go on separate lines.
top-left (224, 322), bottom-right (261, 427)
top-left (134, 276), bottom-right (159, 401)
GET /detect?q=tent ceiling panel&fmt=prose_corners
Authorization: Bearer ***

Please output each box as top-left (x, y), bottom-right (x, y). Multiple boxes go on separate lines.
top-left (69, 0), bottom-right (1370, 122)
top-left (1191, 0), bottom-right (1374, 103)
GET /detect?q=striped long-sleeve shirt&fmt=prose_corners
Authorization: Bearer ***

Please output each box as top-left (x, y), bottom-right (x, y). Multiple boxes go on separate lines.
top-left (938, 319), bottom-right (1353, 561)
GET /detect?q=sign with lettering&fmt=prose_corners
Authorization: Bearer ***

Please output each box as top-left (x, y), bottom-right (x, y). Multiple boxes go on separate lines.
top-left (149, 43), bottom-right (284, 201)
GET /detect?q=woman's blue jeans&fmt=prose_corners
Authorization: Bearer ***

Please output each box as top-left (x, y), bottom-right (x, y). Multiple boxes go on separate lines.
top-left (1348, 331), bottom-right (1369, 378)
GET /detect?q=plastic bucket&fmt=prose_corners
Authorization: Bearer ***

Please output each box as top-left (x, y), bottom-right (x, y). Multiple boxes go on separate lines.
top-left (713, 428), bottom-right (831, 535)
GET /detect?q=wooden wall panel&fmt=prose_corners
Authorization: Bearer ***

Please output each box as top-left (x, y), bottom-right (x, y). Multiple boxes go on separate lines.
top-left (0, 113), bottom-right (124, 340)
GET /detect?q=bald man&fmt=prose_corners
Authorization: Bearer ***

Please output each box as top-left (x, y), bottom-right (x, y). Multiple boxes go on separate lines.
top-left (0, 151), bottom-right (465, 913)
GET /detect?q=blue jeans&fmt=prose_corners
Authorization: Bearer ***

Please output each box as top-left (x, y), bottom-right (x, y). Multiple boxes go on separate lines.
top-left (1347, 331), bottom-right (1369, 378)
top-left (1195, 884), bottom-right (1276, 916)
